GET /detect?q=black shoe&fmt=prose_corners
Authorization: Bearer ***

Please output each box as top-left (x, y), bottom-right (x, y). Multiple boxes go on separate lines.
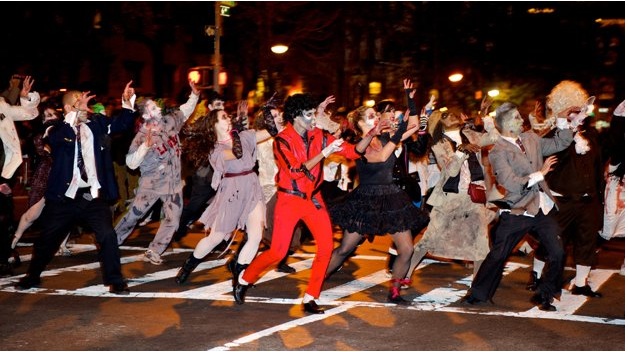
top-left (571, 284), bottom-right (602, 298)
top-left (233, 283), bottom-right (249, 304)
top-left (277, 262), bottom-right (296, 274)
top-left (531, 293), bottom-right (557, 311)
top-left (228, 262), bottom-right (249, 288)
top-left (15, 275), bottom-right (41, 290)
top-left (175, 255), bottom-right (202, 285)
top-left (526, 271), bottom-right (541, 291)
top-left (303, 300), bottom-right (325, 314)
top-left (462, 294), bottom-right (485, 305)
top-left (387, 293), bottom-right (412, 306)
top-left (109, 283), bottom-right (130, 295)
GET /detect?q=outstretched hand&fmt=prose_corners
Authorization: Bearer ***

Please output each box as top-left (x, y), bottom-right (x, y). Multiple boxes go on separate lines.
top-left (317, 95), bottom-right (335, 118)
top-left (541, 155), bottom-right (558, 176)
top-left (189, 79), bottom-right (200, 95)
top-left (20, 76), bottom-right (34, 97)
top-left (322, 138), bottom-right (344, 158)
top-left (122, 81), bottom-right (135, 102)
top-left (403, 79), bottom-right (416, 99)
top-left (77, 91), bottom-right (96, 113)
top-left (480, 95), bottom-right (493, 116)
top-left (263, 91), bottom-right (281, 109)
top-left (233, 101), bottom-right (249, 132)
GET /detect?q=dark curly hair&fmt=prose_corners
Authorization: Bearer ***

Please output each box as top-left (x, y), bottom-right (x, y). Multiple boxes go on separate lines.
top-left (181, 109), bottom-right (220, 168)
top-left (282, 93), bottom-right (316, 125)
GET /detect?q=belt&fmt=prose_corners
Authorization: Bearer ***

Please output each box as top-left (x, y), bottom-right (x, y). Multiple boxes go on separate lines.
top-left (223, 169), bottom-right (255, 178)
top-left (277, 187), bottom-right (322, 209)
top-left (278, 186), bottom-right (307, 199)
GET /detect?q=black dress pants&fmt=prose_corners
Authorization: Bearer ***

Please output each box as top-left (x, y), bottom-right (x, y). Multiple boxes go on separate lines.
top-left (27, 190), bottom-right (125, 286)
top-left (470, 209), bottom-right (564, 301)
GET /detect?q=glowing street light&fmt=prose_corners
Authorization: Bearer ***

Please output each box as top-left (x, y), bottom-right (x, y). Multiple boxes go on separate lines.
top-left (488, 89), bottom-right (500, 97)
top-left (271, 44), bottom-right (289, 54)
top-left (448, 73), bottom-right (464, 83)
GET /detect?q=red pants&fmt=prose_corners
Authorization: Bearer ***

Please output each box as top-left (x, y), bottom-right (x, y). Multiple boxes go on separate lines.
top-left (243, 192), bottom-right (333, 298)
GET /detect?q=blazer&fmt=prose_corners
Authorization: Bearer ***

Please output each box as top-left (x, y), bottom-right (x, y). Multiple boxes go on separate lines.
top-left (45, 109), bottom-right (135, 203)
top-left (488, 128), bottom-right (574, 215)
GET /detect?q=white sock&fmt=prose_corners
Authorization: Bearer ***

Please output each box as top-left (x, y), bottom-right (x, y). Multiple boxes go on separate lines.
top-left (302, 293), bottom-right (315, 303)
top-left (533, 258), bottom-right (545, 276)
top-left (238, 271), bottom-right (249, 285)
top-left (574, 265), bottom-right (591, 287)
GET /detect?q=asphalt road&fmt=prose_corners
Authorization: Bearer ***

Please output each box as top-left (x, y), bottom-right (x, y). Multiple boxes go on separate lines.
top-left (0, 223), bottom-right (624, 351)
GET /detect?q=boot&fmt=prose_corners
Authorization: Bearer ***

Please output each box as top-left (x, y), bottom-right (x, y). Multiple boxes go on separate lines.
top-left (228, 262), bottom-right (249, 288)
top-left (233, 283), bottom-right (249, 304)
top-left (175, 255), bottom-right (202, 285)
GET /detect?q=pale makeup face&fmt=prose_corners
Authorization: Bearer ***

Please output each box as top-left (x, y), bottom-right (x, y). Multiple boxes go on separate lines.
top-left (504, 111), bottom-right (524, 136)
top-left (295, 108), bottom-right (316, 131)
top-left (143, 100), bottom-right (163, 121)
top-left (361, 107), bottom-right (378, 132)
top-left (215, 110), bottom-right (232, 136)
top-left (208, 99), bottom-right (224, 111)
top-left (441, 112), bottom-right (463, 130)
top-left (271, 109), bottom-right (284, 131)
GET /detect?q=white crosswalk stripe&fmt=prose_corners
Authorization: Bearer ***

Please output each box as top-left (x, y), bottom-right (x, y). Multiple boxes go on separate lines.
top-left (1, 247), bottom-right (623, 334)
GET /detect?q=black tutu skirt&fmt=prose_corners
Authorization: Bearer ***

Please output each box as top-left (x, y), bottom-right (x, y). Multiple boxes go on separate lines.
top-left (329, 183), bottom-right (429, 236)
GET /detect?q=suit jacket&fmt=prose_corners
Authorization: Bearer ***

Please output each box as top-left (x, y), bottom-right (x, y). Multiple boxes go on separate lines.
top-left (45, 109), bottom-right (135, 203)
top-left (488, 128), bottom-right (574, 215)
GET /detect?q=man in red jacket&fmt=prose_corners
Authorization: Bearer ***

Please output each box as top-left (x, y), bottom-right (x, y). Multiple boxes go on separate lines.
top-left (233, 93), bottom-right (370, 314)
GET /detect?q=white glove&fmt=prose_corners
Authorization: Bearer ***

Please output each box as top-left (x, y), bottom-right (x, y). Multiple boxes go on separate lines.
top-left (322, 139), bottom-right (344, 158)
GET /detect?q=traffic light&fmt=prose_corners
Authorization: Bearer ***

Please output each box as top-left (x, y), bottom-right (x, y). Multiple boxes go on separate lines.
top-left (188, 66), bottom-right (213, 89)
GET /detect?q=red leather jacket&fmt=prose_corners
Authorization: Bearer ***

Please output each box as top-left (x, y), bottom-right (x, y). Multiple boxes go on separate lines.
top-left (273, 123), bottom-right (359, 201)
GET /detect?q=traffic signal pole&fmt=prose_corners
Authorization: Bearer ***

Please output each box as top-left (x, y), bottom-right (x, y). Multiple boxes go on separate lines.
top-left (214, 1), bottom-right (222, 94)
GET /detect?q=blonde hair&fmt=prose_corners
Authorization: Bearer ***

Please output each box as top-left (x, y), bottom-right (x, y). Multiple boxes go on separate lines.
top-left (546, 80), bottom-right (588, 119)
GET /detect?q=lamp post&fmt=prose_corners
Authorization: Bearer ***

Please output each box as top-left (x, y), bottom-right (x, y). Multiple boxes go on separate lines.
top-left (213, 2), bottom-right (222, 94)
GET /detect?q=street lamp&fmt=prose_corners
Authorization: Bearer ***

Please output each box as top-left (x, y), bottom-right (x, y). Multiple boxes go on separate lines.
top-left (448, 73), bottom-right (464, 83)
top-left (488, 89), bottom-right (500, 97)
top-left (271, 44), bottom-right (289, 54)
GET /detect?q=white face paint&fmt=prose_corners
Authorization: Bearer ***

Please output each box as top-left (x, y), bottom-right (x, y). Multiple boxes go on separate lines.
top-left (504, 112), bottom-right (524, 136)
top-left (363, 108), bottom-right (377, 129)
top-left (143, 100), bottom-right (162, 121)
top-left (209, 100), bottom-right (224, 111)
top-left (297, 108), bottom-right (316, 130)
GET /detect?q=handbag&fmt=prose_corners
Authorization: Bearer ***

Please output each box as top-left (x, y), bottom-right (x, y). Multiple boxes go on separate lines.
top-left (467, 183), bottom-right (487, 204)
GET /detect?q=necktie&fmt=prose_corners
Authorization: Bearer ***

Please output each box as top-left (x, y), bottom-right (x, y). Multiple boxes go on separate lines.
top-left (515, 138), bottom-right (526, 154)
top-left (76, 125), bottom-right (88, 182)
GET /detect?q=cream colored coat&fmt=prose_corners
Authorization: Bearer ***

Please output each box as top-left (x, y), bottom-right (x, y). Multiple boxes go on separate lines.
top-left (0, 92), bottom-right (40, 179)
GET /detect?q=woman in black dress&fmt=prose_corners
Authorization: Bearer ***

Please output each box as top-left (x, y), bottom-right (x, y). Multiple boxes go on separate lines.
top-left (325, 80), bottom-right (426, 304)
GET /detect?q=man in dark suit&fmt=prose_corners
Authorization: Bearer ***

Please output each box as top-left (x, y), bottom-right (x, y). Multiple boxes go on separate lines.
top-left (15, 82), bottom-right (136, 294)
top-left (464, 101), bottom-right (578, 311)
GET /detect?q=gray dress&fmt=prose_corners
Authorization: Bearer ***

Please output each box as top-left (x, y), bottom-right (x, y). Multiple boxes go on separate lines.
top-left (198, 130), bottom-right (265, 233)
